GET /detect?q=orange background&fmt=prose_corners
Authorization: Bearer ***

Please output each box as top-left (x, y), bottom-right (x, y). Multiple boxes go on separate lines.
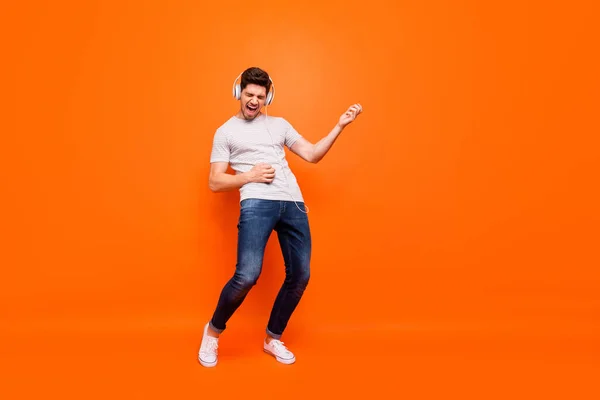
top-left (1, 1), bottom-right (599, 398)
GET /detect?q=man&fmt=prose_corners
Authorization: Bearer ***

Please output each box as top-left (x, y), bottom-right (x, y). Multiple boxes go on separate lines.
top-left (198, 66), bottom-right (362, 367)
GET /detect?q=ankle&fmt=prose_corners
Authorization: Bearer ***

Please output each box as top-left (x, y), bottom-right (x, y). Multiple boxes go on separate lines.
top-left (207, 324), bottom-right (220, 338)
top-left (265, 335), bottom-right (278, 344)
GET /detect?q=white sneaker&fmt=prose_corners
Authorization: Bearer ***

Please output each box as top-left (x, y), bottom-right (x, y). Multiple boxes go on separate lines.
top-left (198, 323), bottom-right (218, 367)
top-left (263, 339), bottom-right (296, 364)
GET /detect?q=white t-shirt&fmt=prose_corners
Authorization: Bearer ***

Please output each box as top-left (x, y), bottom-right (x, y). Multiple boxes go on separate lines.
top-left (210, 113), bottom-right (305, 203)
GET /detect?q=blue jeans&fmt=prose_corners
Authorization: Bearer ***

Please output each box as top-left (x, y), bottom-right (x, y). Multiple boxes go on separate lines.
top-left (209, 199), bottom-right (311, 339)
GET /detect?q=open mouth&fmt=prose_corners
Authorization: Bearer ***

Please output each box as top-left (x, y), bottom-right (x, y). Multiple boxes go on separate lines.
top-left (246, 103), bottom-right (259, 114)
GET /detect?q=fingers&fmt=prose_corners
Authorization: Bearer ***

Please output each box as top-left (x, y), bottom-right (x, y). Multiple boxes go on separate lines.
top-left (344, 103), bottom-right (363, 119)
top-left (262, 172), bottom-right (275, 183)
top-left (260, 166), bottom-right (275, 183)
top-left (249, 163), bottom-right (276, 183)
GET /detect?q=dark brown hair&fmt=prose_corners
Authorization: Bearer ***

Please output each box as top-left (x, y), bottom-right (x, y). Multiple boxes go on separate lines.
top-left (240, 67), bottom-right (271, 93)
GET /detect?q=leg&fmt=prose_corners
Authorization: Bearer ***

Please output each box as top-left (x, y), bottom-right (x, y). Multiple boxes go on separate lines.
top-left (266, 201), bottom-right (311, 339)
top-left (209, 199), bottom-right (280, 334)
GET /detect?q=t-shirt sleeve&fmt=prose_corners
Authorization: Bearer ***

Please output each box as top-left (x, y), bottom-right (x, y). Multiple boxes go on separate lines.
top-left (283, 119), bottom-right (302, 149)
top-left (210, 129), bottom-right (230, 163)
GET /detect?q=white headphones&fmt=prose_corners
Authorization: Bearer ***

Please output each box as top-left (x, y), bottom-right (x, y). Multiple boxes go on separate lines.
top-left (232, 71), bottom-right (275, 106)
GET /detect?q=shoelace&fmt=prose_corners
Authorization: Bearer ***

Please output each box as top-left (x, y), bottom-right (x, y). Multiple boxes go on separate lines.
top-left (270, 340), bottom-right (289, 354)
top-left (202, 337), bottom-right (218, 354)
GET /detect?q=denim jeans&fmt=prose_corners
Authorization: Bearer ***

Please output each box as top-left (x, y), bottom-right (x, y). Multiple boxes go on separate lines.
top-left (209, 199), bottom-right (311, 339)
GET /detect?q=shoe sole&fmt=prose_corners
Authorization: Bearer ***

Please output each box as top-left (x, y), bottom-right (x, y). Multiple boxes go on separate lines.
top-left (198, 357), bottom-right (217, 368)
top-left (263, 348), bottom-right (296, 364)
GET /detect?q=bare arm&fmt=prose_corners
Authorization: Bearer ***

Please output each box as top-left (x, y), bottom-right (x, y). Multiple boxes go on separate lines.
top-left (290, 125), bottom-right (343, 164)
top-left (208, 162), bottom-right (276, 192)
top-left (290, 103), bottom-right (362, 164)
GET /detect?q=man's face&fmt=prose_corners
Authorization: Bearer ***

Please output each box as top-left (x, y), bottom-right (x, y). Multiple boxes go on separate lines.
top-left (239, 83), bottom-right (267, 120)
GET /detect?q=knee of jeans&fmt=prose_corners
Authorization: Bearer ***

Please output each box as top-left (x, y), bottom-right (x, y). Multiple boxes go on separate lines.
top-left (295, 268), bottom-right (310, 287)
top-left (233, 269), bottom-right (260, 289)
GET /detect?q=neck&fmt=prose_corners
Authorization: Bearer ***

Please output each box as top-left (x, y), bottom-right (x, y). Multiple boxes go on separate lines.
top-left (235, 111), bottom-right (262, 121)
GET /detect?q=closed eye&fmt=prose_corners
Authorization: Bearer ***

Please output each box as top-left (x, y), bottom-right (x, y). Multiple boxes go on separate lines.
top-left (245, 92), bottom-right (265, 100)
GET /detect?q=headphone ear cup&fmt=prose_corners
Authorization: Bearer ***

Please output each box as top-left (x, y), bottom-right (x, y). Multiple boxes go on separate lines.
top-left (266, 91), bottom-right (273, 106)
top-left (233, 84), bottom-right (241, 100)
